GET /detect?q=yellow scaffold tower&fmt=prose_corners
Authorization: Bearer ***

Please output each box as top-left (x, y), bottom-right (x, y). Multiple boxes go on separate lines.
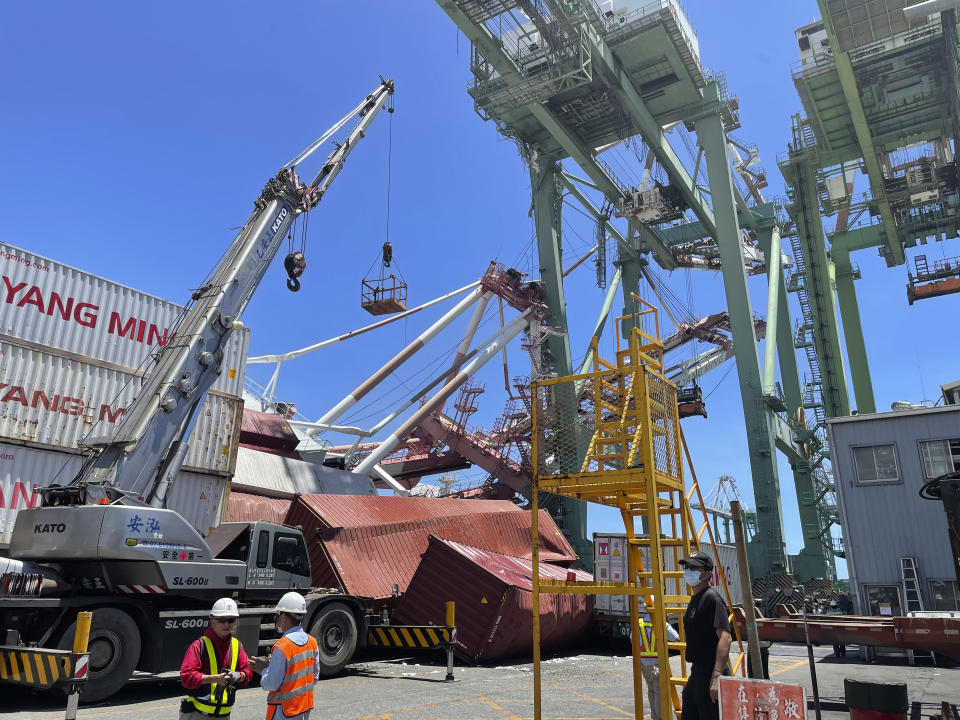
top-left (530, 295), bottom-right (745, 720)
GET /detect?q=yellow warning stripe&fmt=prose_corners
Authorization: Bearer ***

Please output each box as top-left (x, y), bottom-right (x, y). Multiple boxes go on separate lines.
top-left (0, 648), bottom-right (71, 688)
top-left (33, 652), bottom-right (47, 686)
top-left (365, 626), bottom-right (451, 649)
top-left (48, 655), bottom-right (62, 684)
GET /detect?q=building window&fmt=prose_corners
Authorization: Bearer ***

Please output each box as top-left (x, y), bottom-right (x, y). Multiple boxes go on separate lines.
top-left (863, 584), bottom-right (902, 616)
top-left (930, 580), bottom-right (960, 611)
top-left (852, 444), bottom-right (900, 484)
top-left (919, 438), bottom-right (960, 478)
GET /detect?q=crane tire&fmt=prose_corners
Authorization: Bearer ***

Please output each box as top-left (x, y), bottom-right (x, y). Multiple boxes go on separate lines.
top-left (58, 607), bottom-right (141, 703)
top-left (309, 602), bottom-right (357, 677)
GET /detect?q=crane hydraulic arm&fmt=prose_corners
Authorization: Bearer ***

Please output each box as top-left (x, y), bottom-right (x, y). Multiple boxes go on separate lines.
top-left (50, 78), bottom-right (395, 509)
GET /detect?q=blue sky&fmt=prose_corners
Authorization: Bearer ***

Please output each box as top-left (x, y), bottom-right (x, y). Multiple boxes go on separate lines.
top-left (1, 2), bottom-right (955, 575)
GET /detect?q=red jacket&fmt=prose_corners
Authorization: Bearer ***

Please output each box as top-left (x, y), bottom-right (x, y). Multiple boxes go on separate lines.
top-left (180, 627), bottom-right (253, 690)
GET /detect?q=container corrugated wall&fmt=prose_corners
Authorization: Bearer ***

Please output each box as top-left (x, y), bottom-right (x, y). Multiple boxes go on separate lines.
top-left (0, 340), bottom-right (243, 475)
top-left (395, 536), bottom-right (593, 662)
top-left (225, 492), bottom-right (292, 525)
top-left (1, 241), bottom-right (246, 396)
top-left (284, 495), bottom-right (579, 600)
top-left (0, 441), bottom-right (226, 543)
top-left (181, 394), bottom-right (243, 475)
top-left (287, 495), bottom-right (524, 530)
top-left (165, 470), bottom-right (229, 536)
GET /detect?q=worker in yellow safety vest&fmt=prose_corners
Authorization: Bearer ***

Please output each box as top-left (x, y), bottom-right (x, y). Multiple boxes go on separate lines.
top-left (179, 597), bottom-right (253, 719)
top-left (250, 592), bottom-right (320, 720)
top-left (639, 605), bottom-right (681, 720)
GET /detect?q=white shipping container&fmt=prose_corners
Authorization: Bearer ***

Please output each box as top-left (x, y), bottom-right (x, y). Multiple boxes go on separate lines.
top-left (182, 394), bottom-right (242, 475)
top-left (0, 340), bottom-right (244, 475)
top-left (0, 442), bottom-right (228, 544)
top-left (593, 533), bottom-right (742, 618)
top-left (0, 241), bottom-right (247, 397)
top-left (231, 446), bottom-right (377, 496)
top-left (166, 470), bottom-right (230, 537)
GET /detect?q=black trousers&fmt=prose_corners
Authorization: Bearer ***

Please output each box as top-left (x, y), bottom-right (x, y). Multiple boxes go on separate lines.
top-left (680, 666), bottom-right (719, 720)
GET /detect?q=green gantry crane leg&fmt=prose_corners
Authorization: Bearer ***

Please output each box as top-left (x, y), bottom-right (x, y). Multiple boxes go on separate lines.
top-left (831, 250), bottom-right (876, 414)
top-left (530, 159), bottom-right (592, 570)
top-left (784, 155), bottom-right (851, 418)
top-left (758, 226), bottom-right (831, 581)
top-left (696, 83), bottom-right (788, 577)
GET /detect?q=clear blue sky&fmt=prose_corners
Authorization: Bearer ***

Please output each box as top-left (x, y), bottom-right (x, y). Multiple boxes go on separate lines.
top-left (1, 2), bottom-right (955, 575)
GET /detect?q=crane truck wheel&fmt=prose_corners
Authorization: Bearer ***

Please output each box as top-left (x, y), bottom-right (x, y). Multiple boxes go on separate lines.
top-left (309, 602), bottom-right (357, 676)
top-left (57, 608), bottom-right (141, 703)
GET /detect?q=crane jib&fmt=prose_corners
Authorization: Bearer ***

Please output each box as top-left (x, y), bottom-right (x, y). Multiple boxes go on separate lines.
top-left (257, 206), bottom-right (290, 261)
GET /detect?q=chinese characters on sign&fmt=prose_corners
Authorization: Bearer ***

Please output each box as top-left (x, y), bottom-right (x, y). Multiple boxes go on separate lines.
top-left (719, 677), bottom-right (806, 720)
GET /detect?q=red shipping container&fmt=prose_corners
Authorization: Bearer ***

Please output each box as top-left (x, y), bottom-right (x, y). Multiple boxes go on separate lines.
top-left (287, 495), bottom-right (522, 529)
top-left (284, 495), bottom-right (578, 599)
top-left (395, 535), bottom-right (594, 662)
top-left (225, 492), bottom-right (292, 525)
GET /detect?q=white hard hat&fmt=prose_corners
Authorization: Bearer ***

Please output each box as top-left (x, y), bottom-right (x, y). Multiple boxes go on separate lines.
top-left (276, 591), bottom-right (307, 616)
top-left (211, 597), bottom-right (239, 618)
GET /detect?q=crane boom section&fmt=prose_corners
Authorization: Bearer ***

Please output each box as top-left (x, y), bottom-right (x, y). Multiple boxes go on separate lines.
top-left (66, 79), bottom-right (394, 507)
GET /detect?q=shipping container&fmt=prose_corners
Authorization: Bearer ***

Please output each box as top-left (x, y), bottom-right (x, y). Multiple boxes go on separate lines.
top-left (284, 495), bottom-right (579, 600)
top-left (239, 408), bottom-right (301, 457)
top-left (0, 337), bottom-right (244, 474)
top-left (1, 241), bottom-right (246, 397)
top-left (593, 533), bottom-right (742, 623)
top-left (394, 535), bottom-right (593, 662)
top-left (225, 492), bottom-right (292, 525)
top-left (288, 495), bottom-right (524, 530)
top-left (231, 447), bottom-right (377, 497)
top-left (0, 442), bottom-right (227, 544)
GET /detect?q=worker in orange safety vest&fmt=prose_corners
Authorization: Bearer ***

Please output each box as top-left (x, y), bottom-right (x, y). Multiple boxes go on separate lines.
top-left (250, 592), bottom-right (320, 720)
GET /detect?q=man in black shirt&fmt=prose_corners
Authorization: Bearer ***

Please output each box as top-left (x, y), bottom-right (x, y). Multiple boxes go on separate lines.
top-left (680, 550), bottom-right (732, 720)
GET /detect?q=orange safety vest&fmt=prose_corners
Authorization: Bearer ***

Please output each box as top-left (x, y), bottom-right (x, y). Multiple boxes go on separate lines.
top-left (265, 634), bottom-right (318, 720)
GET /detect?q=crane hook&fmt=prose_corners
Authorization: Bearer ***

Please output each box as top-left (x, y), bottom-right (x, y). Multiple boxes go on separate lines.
top-left (284, 252), bottom-right (306, 292)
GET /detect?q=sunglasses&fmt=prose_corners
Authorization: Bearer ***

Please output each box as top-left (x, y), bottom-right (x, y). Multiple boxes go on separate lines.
top-left (213, 618), bottom-right (237, 625)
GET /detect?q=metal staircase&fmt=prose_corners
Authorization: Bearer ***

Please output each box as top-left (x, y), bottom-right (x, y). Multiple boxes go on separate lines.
top-left (531, 295), bottom-right (747, 720)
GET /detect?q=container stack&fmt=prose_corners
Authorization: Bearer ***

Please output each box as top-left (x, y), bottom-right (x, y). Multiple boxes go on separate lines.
top-left (0, 242), bottom-right (247, 541)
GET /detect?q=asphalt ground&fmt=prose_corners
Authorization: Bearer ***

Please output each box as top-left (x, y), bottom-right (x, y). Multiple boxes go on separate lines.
top-left (2, 643), bottom-right (958, 720)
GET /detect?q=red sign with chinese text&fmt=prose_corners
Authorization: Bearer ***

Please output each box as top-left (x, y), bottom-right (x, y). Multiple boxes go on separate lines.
top-left (718, 677), bottom-right (807, 720)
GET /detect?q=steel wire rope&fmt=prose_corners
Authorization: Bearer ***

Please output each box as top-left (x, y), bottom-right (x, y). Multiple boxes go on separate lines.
top-left (703, 361), bottom-right (735, 400)
top-left (338, 341), bottom-right (461, 426)
top-left (337, 305), bottom-right (504, 426)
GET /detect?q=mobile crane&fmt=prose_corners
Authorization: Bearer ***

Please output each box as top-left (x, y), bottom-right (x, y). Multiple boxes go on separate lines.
top-left (0, 78), bottom-right (409, 702)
